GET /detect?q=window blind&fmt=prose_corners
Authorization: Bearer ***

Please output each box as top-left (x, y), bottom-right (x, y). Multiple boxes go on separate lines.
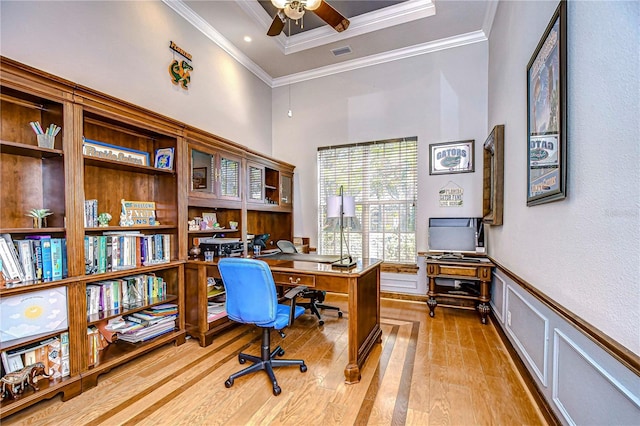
top-left (317, 137), bottom-right (418, 263)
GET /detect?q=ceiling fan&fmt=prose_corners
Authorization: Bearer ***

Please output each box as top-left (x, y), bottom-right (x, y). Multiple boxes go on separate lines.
top-left (267, 0), bottom-right (350, 37)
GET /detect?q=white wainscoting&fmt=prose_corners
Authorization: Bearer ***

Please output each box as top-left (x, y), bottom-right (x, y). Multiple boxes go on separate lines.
top-left (491, 269), bottom-right (640, 425)
top-left (379, 256), bottom-right (427, 296)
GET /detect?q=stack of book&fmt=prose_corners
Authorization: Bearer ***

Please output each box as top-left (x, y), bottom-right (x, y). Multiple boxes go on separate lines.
top-left (207, 302), bottom-right (226, 322)
top-left (116, 304), bottom-right (177, 343)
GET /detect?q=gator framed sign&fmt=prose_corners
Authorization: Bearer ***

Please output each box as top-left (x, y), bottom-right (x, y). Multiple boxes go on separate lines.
top-left (526, 1), bottom-right (567, 206)
top-left (429, 140), bottom-right (475, 175)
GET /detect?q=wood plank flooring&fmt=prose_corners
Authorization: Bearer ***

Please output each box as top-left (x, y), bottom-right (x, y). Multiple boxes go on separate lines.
top-left (3, 295), bottom-right (547, 425)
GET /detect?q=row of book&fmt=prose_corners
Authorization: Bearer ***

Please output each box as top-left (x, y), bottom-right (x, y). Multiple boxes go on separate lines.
top-left (1, 332), bottom-right (70, 379)
top-left (86, 273), bottom-right (168, 316)
top-left (0, 234), bottom-right (67, 284)
top-left (85, 232), bottom-right (171, 275)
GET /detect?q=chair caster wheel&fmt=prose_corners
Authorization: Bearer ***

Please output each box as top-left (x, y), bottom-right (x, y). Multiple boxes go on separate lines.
top-left (273, 385), bottom-right (281, 396)
top-left (338, 312), bottom-right (343, 318)
top-left (319, 320), bottom-right (324, 326)
top-left (239, 355), bottom-right (246, 364)
top-left (300, 364), bottom-right (307, 373)
top-left (278, 349), bottom-right (285, 356)
top-left (225, 378), bottom-right (234, 388)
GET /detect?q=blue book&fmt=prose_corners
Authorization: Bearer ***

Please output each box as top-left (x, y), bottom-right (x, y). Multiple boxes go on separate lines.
top-left (61, 238), bottom-right (68, 278)
top-left (28, 235), bottom-right (52, 280)
top-left (50, 238), bottom-right (63, 280)
top-left (98, 236), bottom-right (107, 274)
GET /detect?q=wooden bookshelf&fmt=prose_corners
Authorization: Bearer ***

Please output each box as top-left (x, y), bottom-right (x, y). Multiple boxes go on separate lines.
top-left (0, 56), bottom-right (296, 417)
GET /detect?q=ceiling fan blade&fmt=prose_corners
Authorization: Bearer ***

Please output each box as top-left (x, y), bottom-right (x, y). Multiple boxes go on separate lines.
top-left (314, 0), bottom-right (350, 32)
top-left (267, 13), bottom-right (285, 36)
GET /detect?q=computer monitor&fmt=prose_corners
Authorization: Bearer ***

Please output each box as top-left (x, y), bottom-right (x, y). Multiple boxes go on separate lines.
top-left (428, 217), bottom-right (484, 254)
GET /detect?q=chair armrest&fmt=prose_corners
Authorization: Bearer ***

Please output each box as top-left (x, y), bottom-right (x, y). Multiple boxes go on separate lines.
top-left (284, 285), bottom-right (307, 299)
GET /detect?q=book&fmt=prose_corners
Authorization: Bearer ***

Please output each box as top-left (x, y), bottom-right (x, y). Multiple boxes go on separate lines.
top-left (0, 236), bottom-right (22, 282)
top-left (48, 337), bottom-right (62, 378)
top-left (50, 238), bottom-right (64, 280)
top-left (24, 349), bottom-right (37, 366)
top-left (29, 239), bottom-right (43, 280)
top-left (39, 237), bottom-right (53, 280)
top-left (17, 239), bottom-right (36, 282)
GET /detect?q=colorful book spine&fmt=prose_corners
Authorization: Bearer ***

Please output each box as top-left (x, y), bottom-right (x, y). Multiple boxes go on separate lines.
top-left (50, 238), bottom-right (63, 280)
top-left (40, 238), bottom-right (53, 281)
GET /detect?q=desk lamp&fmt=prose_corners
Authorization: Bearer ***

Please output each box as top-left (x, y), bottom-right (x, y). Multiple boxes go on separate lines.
top-left (326, 186), bottom-right (357, 268)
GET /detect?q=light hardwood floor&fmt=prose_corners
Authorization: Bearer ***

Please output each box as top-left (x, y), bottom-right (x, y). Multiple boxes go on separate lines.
top-left (4, 295), bottom-right (547, 425)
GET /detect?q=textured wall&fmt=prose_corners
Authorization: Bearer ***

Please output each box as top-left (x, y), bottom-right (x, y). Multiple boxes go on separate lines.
top-left (0, 0), bottom-right (273, 155)
top-left (487, 0), bottom-right (639, 354)
top-left (271, 42), bottom-right (489, 255)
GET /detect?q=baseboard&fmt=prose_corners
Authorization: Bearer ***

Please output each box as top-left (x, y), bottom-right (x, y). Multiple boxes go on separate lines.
top-left (490, 311), bottom-right (561, 426)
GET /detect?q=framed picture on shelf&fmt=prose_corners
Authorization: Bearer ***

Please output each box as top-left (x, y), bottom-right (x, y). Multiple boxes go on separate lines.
top-left (154, 147), bottom-right (174, 170)
top-left (429, 140), bottom-right (475, 175)
top-left (526, 0), bottom-right (567, 206)
top-left (192, 167), bottom-right (208, 189)
top-left (201, 212), bottom-right (217, 229)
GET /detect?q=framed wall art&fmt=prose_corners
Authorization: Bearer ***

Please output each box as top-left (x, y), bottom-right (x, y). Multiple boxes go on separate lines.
top-left (192, 167), bottom-right (208, 190)
top-left (526, 0), bottom-right (567, 206)
top-left (483, 124), bottom-right (504, 225)
top-left (429, 140), bottom-right (475, 175)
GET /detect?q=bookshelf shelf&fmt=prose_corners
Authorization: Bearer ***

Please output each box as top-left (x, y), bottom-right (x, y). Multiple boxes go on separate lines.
top-left (84, 225), bottom-right (176, 233)
top-left (80, 329), bottom-right (186, 391)
top-left (0, 227), bottom-right (66, 234)
top-left (86, 294), bottom-right (179, 325)
top-left (0, 140), bottom-right (63, 158)
top-left (83, 155), bottom-right (175, 175)
top-left (0, 276), bottom-right (77, 297)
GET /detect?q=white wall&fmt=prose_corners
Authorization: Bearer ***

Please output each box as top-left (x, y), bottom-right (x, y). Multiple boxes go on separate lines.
top-left (0, 0), bottom-right (272, 155)
top-left (488, 0), bottom-right (639, 354)
top-left (272, 42), bottom-right (489, 255)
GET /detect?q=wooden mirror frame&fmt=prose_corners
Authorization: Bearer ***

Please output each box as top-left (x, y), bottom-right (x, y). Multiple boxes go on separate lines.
top-left (483, 124), bottom-right (504, 226)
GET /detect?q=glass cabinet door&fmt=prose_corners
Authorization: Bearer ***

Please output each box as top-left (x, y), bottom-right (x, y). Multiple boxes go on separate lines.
top-left (191, 149), bottom-right (215, 194)
top-left (280, 173), bottom-right (293, 207)
top-left (248, 163), bottom-right (265, 203)
top-left (219, 155), bottom-right (240, 199)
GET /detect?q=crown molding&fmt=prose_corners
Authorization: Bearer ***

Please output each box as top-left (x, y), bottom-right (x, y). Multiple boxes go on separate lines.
top-left (164, 1), bottom-right (487, 88)
top-left (272, 30), bottom-right (487, 87)
top-left (237, 0), bottom-right (436, 55)
top-left (482, 0), bottom-right (499, 38)
top-left (162, 0), bottom-right (273, 86)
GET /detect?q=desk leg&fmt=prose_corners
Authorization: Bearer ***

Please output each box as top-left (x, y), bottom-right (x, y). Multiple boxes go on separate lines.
top-left (427, 276), bottom-right (437, 317)
top-left (477, 278), bottom-right (491, 324)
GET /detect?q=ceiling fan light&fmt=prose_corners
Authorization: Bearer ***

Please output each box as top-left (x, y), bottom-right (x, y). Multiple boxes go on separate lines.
top-left (284, 5), bottom-right (304, 20)
top-left (271, 0), bottom-right (288, 9)
top-left (304, 0), bottom-right (321, 10)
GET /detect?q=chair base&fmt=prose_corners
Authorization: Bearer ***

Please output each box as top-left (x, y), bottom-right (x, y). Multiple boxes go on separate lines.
top-left (298, 290), bottom-right (343, 326)
top-left (225, 327), bottom-right (307, 396)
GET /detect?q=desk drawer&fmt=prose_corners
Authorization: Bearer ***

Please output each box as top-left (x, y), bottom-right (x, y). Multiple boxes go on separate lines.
top-left (272, 272), bottom-right (316, 288)
top-left (439, 265), bottom-right (478, 277)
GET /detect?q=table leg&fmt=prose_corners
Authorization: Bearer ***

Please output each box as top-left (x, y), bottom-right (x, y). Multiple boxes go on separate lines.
top-left (427, 297), bottom-right (437, 317)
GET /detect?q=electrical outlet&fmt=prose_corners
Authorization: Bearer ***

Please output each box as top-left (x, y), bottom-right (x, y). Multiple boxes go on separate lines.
top-left (507, 311), bottom-right (512, 326)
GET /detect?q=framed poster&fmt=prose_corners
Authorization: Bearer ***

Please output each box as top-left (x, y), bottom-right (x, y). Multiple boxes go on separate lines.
top-left (429, 140), bottom-right (475, 175)
top-left (192, 167), bottom-right (208, 190)
top-left (526, 0), bottom-right (567, 206)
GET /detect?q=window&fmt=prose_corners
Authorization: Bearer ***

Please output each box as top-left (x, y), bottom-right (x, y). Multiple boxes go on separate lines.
top-left (318, 137), bottom-right (418, 264)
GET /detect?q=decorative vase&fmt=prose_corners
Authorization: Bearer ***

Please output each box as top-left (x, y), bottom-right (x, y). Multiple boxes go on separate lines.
top-left (32, 217), bottom-right (47, 228)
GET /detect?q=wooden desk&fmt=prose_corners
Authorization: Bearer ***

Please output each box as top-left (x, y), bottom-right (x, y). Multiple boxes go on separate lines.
top-left (185, 257), bottom-right (382, 384)
top-left (425, 258), bottom-right (495, 324)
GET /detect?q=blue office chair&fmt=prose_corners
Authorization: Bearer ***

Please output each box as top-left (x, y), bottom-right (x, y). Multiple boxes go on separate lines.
top-left (218, 257), bottom-right (307, 396)
top-left (276, 240), bottom-right (343, 326)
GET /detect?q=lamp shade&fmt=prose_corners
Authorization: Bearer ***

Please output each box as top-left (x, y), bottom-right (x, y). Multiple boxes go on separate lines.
top-left (326, 195), bottom-right (355, 218)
